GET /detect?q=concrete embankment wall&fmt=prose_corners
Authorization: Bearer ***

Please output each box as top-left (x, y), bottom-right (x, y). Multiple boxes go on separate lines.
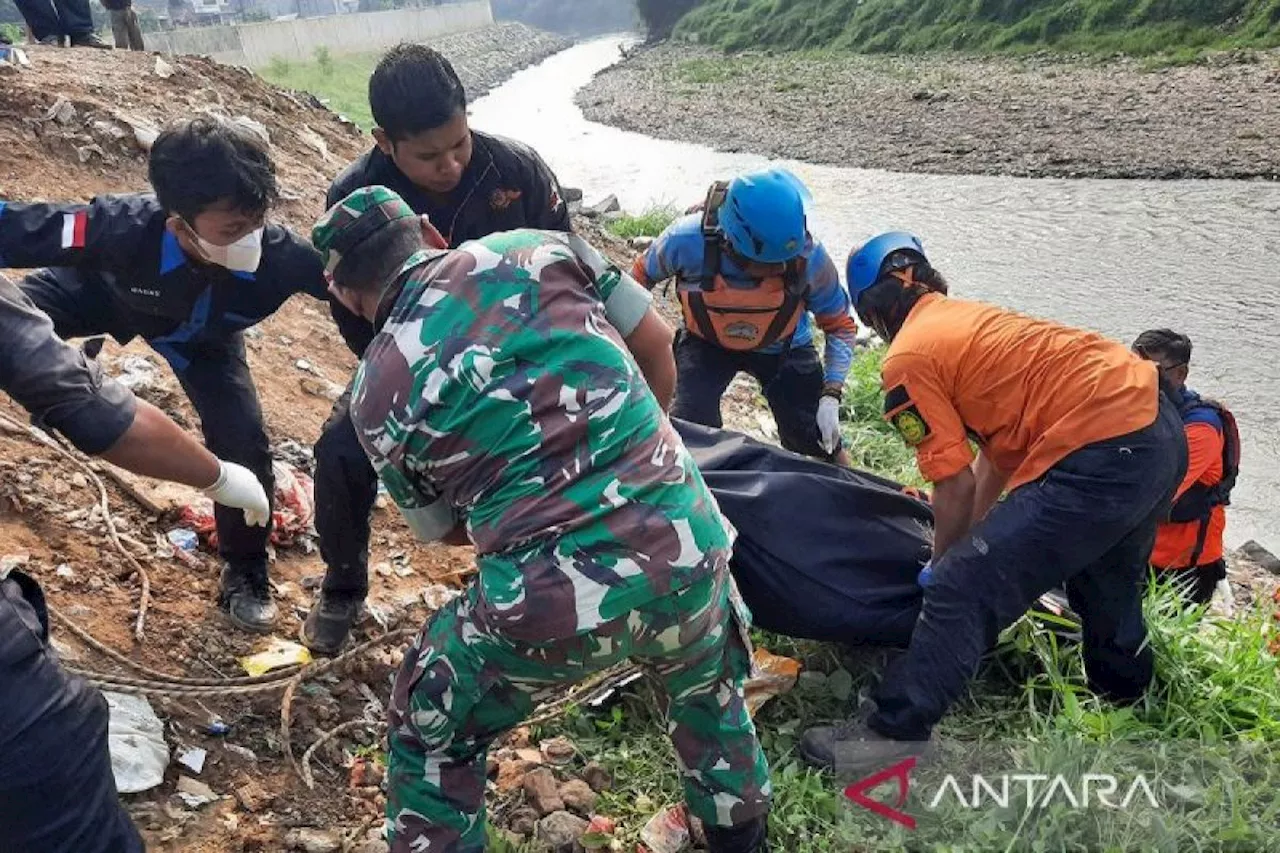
top-left (149, 1), bottom-right (494, 68)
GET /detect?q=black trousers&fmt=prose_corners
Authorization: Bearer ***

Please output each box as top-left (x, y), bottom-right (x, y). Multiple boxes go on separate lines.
top-left (870, 396), bottom-right (1188, 741)
top-left (21, 269), bottom-right (275, 573)
top-left (313, 385), bottom-right (378, 599)
top-left (0, 573), bottom-right (145, 853)
top-left (671, 333), bottom-right (839, 462)
top-left (12, 0), bottom-right (93, 39)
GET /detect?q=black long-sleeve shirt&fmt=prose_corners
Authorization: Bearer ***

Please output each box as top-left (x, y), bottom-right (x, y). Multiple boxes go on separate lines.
top-left (0, 273), bottom-right (136, 454)
top-left (0, 194), bottom-right (329, 371)
top-left (325, 130), bottom-right (572, 356)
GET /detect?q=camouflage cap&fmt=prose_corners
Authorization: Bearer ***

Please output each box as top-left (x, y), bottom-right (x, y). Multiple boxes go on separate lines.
top-left (312, 185), bottom-right (418, 276)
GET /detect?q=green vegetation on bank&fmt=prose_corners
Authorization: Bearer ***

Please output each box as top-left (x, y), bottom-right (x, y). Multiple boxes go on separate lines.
top-left (261, 50), bottom-right (379, 129)
top-left (603, 205), bottom-right (681, 240)
top-left (675, 0), bottom-right (1280, 56)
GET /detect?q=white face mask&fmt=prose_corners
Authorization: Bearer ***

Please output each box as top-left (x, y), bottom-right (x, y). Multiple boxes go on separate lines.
top-left (192, 226), bottom-right (264, 273)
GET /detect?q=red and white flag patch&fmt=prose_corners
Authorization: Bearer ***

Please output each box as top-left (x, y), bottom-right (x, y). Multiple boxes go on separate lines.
top-left (61, 210), bottom-right (88, 249)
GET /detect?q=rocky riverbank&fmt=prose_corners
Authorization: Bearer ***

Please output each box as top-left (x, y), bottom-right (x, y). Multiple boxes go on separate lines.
top-left (576, 43), bottom-right (1280, 180)
top-left (433, 22), bottom-right (572, 100)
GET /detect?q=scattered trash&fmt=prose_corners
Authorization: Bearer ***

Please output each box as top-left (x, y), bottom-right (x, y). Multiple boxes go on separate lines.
top-left (205, 716), bottom-right (232, 737)
top-left (55, 563), bottom-right (75, 579)
top-left (239, 637), bottom-right (312, 677)
top-left (223, 743), bottom-right (257, 763)
top-left (153, 56), bottom-right (175, 79)
top-left (580, 815), bottom-right (618, 850)
top-left (178, 461), bottom-right (314, 549)
top-left (166, 528), bottom-right (199, 552)
top-left (115, 355), bottom-right (160, 391)
top-left (422, 583), bottom-right (461, 611)
top-left (106, 692), bottom-right (169, 794)
top-left (175, 776), bottom-right (218, 808)
top-left (744, 647), bottom-right (802, 716)
top-left (639, 804), bottom-right (691, 853)
top-left (178, 746), bottom-right (207, 774)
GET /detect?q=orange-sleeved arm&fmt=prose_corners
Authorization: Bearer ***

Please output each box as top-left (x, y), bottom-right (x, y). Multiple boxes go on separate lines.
top-left (1175, 422), bottom-right (1224, 500)
top-left (881, 351), bottom-right (974, 484)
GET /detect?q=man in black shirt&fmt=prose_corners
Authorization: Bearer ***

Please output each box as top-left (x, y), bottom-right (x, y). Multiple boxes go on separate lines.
top-left (305, 43), bottom-right (572, 654)
top-left (0, 117), bottom-right (330, 633)
top-left (0, 269), bottom-right (271, 853)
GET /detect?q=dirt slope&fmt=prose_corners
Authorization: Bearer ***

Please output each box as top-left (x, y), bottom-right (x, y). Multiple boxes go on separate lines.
top-left (0, 46), bottom-right (481, 853)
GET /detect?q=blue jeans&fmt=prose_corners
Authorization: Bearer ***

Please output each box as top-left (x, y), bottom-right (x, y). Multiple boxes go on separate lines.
top-left (869, 396), bottom-right (1187, 741)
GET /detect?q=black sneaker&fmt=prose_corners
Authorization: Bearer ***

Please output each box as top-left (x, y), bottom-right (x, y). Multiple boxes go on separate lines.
top-left (38, 35), bottom-right (64, 46)
top-left (69, 32), bottom-right (111, 49)
top-left (218, 564), bottom-right (278, 633)
top-left (300, 591), bottom-right (362, 656)
top-left (705, 815), bottom-right (769, 853)
top-left (799, 718), bottom-right (930, 780)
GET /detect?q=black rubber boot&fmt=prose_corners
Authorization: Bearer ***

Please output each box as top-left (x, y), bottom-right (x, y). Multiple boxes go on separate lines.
top-left (218, 563), bottom-right (278, 633)
top-left (300, 591), bottom-right (362, 656)
top-left (705, 815), bottom-right (769, 853)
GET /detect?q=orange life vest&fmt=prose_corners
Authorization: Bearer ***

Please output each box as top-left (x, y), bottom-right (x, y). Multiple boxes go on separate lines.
top-left (678, 181), bottom-right (809, 352)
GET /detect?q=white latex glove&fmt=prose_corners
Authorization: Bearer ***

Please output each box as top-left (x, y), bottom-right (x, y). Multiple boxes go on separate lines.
top-left (817, 395), bottom-right (842, 455)
top-left (202, 461), bottom-right (270, 527)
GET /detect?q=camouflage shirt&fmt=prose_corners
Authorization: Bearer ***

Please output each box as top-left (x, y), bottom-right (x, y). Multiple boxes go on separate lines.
top-left (351, 230), bottom-right (735, 642)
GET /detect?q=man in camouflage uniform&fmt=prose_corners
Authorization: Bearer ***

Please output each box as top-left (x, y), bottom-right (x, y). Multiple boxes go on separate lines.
top-left (312, 186), bottom-right (772, 853)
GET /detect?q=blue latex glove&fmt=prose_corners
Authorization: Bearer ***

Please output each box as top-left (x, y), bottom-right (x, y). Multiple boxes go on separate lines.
top-left (917, 560), bottom-right (934, 589)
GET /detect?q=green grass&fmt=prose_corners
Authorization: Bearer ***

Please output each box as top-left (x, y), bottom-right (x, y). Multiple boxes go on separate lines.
top-left (674, 0), bottom-right (1280, 57)
top-left (604, 206), bottom-right (681, 240)
top-left (259, 50), bottom-right (379, 129)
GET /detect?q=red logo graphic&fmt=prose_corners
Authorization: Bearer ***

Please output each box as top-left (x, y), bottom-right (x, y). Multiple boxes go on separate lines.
top-left (844, 757), bottom-right (918, 830)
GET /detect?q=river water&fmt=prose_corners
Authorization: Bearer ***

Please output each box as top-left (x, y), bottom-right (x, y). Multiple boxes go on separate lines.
top-left (470, 37), bottom-right (1280, 549)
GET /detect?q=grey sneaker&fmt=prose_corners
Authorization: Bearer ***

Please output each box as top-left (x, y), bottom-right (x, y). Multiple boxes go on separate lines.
top-left (300, 591), bottom-right (362, 656)
top-left (218, 564), bottom-right (278, 633)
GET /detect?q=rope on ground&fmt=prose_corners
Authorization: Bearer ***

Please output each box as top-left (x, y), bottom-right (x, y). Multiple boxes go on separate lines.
top-left (0, 412), bottom-right (152, 640)
top-left (49, 602), bottom-right (302, 686)
top-left (281, 628), bottom-right (415, 781)
top-left (300, 718), bottom-right (385, 790)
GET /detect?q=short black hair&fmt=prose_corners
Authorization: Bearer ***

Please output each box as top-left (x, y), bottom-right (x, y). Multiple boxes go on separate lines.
top-left (1134, 328), bottom-right (1192, 365)
top-left (369, 43), bottom-right (466, 142)
top-left (334, 216), bottom-right (425, 294)
top-left (149, 117), bottom-right (278, 222)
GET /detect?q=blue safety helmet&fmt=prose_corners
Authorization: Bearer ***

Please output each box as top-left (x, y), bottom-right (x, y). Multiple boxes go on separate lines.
top-left (845, 231), bottom-right (927, 306)
top-left (719, 168), bottom-right (809, 264)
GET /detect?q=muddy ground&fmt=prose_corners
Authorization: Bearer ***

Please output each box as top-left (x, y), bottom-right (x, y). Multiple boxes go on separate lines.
top-left (577, 43), bottom-right (1280, 180)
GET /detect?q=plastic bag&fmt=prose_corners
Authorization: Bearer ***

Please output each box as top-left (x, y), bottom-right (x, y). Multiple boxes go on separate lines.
top-left (744, 647), bottom-right (802, 717)
top-left (106, 692), bottom-right (169, 794)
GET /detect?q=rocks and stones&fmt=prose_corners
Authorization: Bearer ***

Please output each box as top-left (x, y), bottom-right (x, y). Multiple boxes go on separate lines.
top-left (1240, 540), bottom-right (1280, 574)
top-left (540, 735), bottom-right (577, 766)
top-left (233, 777), bottom-right (274, 812)
top-left (559, 778), bottom-right (599, 815)
top-left (508, 806), bottom-right (540, 836)
top-left (523, 767), bottom-right (564, 815)
top-left (582, 761), bottom-right (613, 793)
top-left (285, 828), bottom-right (342, 853)
top-left (582, 194), bottom-right (621, 219)
top-left (153, 56), bottom-right (175, 78)
top-left (45, 97), bottom-right (76, 125)
top-left (536, 810), bottom-right (590, 851)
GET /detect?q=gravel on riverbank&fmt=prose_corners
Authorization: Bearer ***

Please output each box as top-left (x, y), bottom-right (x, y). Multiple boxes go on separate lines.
top-left (432, 22), bottom-right (572, 100)
top-left (576, 43), bottom-right (1280, 181)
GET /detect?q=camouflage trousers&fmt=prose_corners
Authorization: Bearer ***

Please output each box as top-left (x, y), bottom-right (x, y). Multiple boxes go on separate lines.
top-left (385, 566), bottom-right (772, 852)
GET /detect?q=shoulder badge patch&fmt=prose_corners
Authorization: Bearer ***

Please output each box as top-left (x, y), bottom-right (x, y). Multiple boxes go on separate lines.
top-left (884, 383), bottom-right (931, 446)
top-left (892, 406), bottom-right (931, 446)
